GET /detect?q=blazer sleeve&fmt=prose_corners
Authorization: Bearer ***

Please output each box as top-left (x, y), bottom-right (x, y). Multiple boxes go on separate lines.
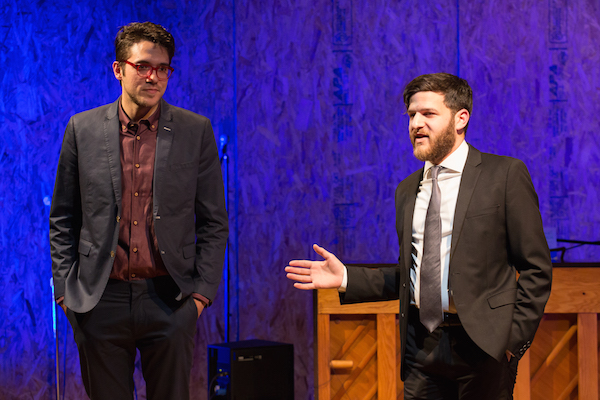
top-left (192, 118), bottom-right (229, 304)
top-left (505, 160), bottom-right (552, 358)
top-left (341, 265), bottom-right (400, 304)
top-left (49, 117), bottom-right (82, 300)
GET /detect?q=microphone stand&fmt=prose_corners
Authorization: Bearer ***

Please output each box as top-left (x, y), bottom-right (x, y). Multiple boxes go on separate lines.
top-left (50, 278), bottom-right (60, 400)
top-left (219, 135), bottom-right (230, 343)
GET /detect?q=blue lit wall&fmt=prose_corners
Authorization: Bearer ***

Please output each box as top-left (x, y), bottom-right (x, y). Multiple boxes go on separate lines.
top-left (1, 1), bottom-right (235, 398)
top-left (1, 0), bottom-right (599, 399)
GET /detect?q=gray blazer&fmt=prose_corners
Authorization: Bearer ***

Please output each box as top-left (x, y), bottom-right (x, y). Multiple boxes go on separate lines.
top-left (50, 98), bottom-right (228, 313)
top-left (342, 145), bottom-right (552, 380)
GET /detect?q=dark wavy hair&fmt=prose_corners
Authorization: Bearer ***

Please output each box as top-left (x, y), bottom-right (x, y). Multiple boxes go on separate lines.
top-left (403, 72), bottom-right (473, 116)
top-left (114, 22), bottom-right (175, 63)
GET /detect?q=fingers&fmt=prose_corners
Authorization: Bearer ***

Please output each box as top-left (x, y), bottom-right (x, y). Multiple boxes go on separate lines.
top-left (286, 245), bottom-right (334, 291)
top-left (288, 245), bottom-right (331, 269)
top-left (286, 272), bottom-right (313, 283)
top-left (286, 264), bottom-right (314, 285)
top-left (293, 282), bottom-right (315, 290)
top-left (193, 298), bottom-right (205, 319)
top-left (288, 259), bottom-right (315, 268)
top-left (285, 266), bottom-right (311, 275)
top-left (312, 243), bottom-right (331, 259)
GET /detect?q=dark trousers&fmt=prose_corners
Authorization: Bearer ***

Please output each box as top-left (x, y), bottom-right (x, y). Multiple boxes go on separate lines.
top-left (67, 277), bottom-right (198, 400)
top-left (404, 307), bottom-right (517, 400)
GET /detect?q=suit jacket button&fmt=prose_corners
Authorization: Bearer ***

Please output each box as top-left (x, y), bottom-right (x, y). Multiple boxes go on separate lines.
top-left (110, 251), bottom-right (115, 257)
top-left (161, 250), bottom-right (165, 254)
top-left (116, 216), bottom-right (120, 222)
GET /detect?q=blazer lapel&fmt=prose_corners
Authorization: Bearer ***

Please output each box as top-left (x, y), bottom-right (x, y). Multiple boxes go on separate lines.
top-left (104, 100), bottom-right (122, 210)
top-left (402, 170), bottom-right (423, 269)
top-left (153, 99), bottom-right (174, 215)
top-left (450, 145), bottom-right (482, 261)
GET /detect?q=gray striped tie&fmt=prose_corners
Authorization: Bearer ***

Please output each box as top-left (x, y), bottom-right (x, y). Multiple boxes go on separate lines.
top-left (420, 165), bottom-right (443, 332)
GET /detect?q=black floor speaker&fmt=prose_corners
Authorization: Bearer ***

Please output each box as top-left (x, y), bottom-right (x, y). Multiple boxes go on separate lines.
top-left (208, 339), bottom-right (294, 400)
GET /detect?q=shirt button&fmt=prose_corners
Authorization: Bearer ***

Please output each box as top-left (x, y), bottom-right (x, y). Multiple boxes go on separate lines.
top-left (151, 125), bottom-right (155, 129)
top-left (133, 220), bottom-right (138, 226)
top-left (131, 273), bottom-right (136, 278)
top-left (134, 192), bottom-right (139, 197)
top-left (133, 248), bottom-right (138, 253)
top-left (161, 250), bottom-right (165, 255)
top-left (136, 136), bottom-right (141, 140)
top-left (135, 163), bottom-right (140, 168)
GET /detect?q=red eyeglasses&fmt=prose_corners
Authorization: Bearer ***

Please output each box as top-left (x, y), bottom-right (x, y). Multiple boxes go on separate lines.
top-left (123, 61), bottom-right (174, 80)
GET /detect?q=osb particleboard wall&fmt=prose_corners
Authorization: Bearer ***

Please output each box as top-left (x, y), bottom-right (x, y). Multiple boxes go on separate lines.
top-left (0, 1), bottom-right (235, 399)
top-left (1, 0), bottom-right (599, 399)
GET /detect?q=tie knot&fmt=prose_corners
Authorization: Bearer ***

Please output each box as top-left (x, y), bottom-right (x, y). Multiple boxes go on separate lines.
top-left (430, 165), bottom-right (442, 180)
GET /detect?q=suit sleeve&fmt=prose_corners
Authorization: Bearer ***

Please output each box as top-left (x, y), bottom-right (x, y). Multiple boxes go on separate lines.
top-left (341, 265), bottom-right (400, 304)
top-left (505, 160), bottom-right (552, 358)
top-left (49, 117), bottom-right (82, 300)
top-left (192, 119), bottom-right (229, 304)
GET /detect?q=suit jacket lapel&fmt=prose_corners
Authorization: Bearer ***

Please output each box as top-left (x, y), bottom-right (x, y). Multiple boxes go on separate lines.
top-left (104, 100), bottom-right (122, 211)
top-left (155, 99), bottom-right (174, 167)
top-left (403, 169), bottom-right (423, 270)
top-left (450, 145), bottom-right (482, 261)
top-left (154, 99), bottom-right (174, 215)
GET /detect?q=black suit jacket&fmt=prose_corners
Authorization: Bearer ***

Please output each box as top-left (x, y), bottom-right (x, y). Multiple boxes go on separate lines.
top-left (50, 99), bottom-right (228, 313)
top-left (342, 145), bottom-right (552, 380)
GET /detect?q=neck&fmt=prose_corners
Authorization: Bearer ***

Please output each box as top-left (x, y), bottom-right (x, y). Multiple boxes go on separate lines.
top-left (121, 98), bottom-right (158, 122)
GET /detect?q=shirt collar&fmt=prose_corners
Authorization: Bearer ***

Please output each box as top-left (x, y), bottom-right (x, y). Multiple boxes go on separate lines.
top-left (118, 98), bottom-right (161, 133)
top-left (424, 140), bottom-right (469, 177)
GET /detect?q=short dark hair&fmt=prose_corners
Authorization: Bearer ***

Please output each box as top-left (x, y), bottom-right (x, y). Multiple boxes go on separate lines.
top-left (115, 22), bottom-right (175, 64)
top-left (403, 73), bottom-right (473, 115)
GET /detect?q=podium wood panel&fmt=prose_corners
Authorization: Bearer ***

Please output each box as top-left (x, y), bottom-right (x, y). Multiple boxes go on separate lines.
top-left (317, 313), bottom-right (331, 400)
top-left (577, 313), bottom-right (598, 400)
top-left (316, 289), bottom-right (401, 399)
top-left (545, 268), bottom-right (600, 313)
top-left (376, 314), bottom-right (396, 399)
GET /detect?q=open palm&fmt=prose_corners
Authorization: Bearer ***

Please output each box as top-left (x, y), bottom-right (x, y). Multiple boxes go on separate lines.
top-left (285, 244), bottom-right (345, 290)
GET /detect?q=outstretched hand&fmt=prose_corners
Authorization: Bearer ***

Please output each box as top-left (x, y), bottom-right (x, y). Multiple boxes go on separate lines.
top-left (285, 244), bottom-right (345, 290)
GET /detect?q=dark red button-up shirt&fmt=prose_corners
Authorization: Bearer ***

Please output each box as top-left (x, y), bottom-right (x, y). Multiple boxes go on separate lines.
top-left (111, 102), bottom-right (169, 281)
top-left (57, 101), bottom-right (209, 308)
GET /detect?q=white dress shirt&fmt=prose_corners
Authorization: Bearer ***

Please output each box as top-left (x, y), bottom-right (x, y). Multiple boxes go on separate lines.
top-left (339, 140), bottom-right (470, 304)
top-left (411, 140), bottom-right (469, 312)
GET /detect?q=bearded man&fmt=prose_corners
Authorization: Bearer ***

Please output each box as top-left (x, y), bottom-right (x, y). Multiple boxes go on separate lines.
top-left (286, 73), bottom-right (552, 399)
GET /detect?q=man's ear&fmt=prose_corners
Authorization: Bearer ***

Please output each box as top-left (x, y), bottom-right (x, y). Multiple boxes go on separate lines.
top-left (112, 61), bottom-right (123, 81)
top-left (455, 108), bottom-right (470, 131)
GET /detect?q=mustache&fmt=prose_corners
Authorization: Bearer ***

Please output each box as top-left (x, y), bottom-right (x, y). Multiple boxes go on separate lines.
top-left (411, 129), bottom-right (429, 138)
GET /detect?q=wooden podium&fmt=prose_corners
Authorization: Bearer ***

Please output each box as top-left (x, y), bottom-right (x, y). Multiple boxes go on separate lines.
top-left (315, 265), bottom-right (600, 400)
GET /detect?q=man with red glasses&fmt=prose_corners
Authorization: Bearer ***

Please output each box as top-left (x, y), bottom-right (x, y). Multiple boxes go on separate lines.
top-left (50, 22), bottom-right (228, 399)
